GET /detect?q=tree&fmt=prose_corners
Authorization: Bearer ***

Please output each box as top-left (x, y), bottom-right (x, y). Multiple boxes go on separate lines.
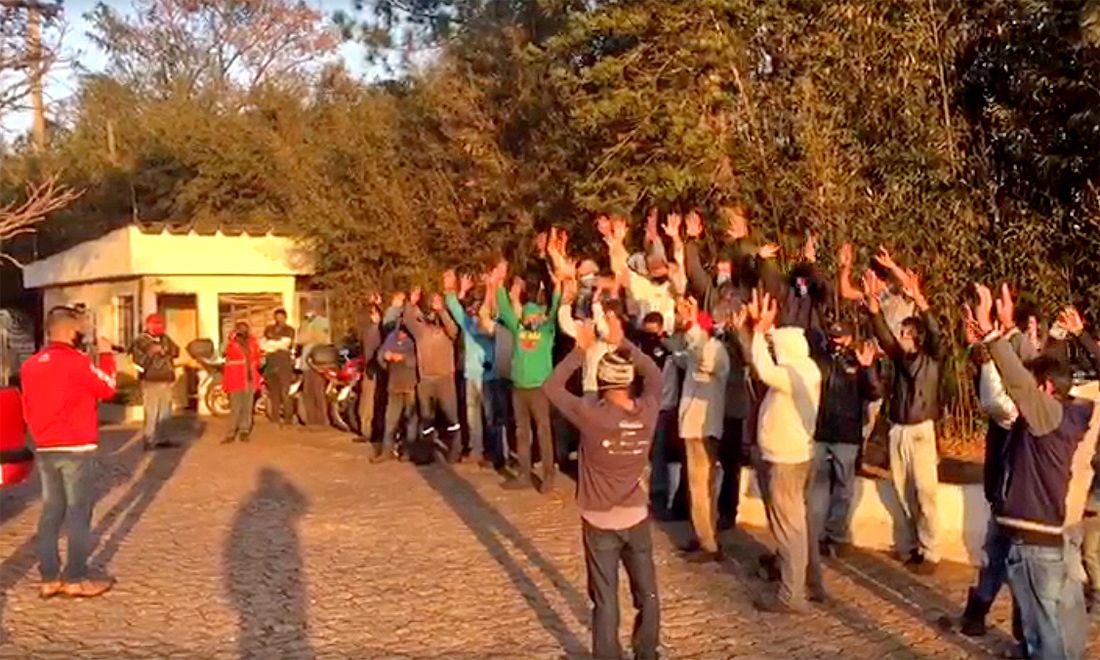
top-left (85, 0), bottom-right (341, 103)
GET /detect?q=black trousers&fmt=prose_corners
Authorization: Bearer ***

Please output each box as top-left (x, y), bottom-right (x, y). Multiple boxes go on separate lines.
top-left (265, 365), bottom-right (293, 423)
top-left (717, 417), bottom-right (745, 525)
top-left (417, 376), bottom-right (461, 455)
top-left (583, 518), bottom-right (660, 660)
top-left (302, 368), bottom-right (328, 427)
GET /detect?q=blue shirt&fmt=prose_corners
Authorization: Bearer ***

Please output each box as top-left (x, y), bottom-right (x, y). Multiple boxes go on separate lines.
top-left (444, 293), bottom-right (496, 381)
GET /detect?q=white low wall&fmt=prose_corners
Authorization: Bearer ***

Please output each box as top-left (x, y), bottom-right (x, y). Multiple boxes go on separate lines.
top-left (736, 467), bottom-right (989, 565)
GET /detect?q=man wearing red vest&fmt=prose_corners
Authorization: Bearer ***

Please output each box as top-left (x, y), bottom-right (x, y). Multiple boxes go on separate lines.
top-left (223, 319), bottom-right (261, 444)
top-left (20, 306), bottom-right (118, 598)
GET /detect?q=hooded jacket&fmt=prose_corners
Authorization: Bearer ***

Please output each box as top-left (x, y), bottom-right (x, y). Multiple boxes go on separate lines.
top-left (750, 327), bottom-right (822, 464)
top-left (402, 304), bottom-right (458, 379)
top-left (496, 287), bottom-right (561, 389)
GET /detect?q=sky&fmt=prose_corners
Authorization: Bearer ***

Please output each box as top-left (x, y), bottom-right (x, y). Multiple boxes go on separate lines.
top-left (6, 0), bottom-right (376, 134)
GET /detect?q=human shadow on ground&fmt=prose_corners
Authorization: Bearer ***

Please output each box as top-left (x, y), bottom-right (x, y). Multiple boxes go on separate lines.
top-left (0, 420), bottom-right (195, 645)
top-left (89, 416), bottom-right (202, 570)
top-left (225, 468), bottom-right (313, 660)
top-left (416, 462), bottom-right (589, 656)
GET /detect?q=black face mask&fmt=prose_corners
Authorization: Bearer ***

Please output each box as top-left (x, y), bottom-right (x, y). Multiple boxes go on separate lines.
top-left (651, 275), bottom-right (669, 286)
top-left (71, 331), bottom-right (85, 349)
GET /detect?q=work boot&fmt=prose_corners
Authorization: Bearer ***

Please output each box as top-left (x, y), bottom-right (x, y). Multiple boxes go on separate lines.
top-left (959, 587), bottom-right (993, 637)
top-left (38, 580), bottom-right (63, 599)
top-left (62, 578), bottom-right (114, 598)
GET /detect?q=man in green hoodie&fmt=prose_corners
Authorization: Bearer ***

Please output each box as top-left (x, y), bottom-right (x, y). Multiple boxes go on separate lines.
top-left (493, 259), bottom-right (563, 493)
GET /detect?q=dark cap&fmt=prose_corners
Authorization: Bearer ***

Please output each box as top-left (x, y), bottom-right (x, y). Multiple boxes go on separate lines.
top-left (828, 320), bottom-right (854, 339)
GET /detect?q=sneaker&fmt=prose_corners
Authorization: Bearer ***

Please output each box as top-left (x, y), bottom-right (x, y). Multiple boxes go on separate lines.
top-left (61, 578), bottom-right (114, 598)
top-left (757, 553), bottom-right (781, 582)
top-left (754, 592), bottom-right (810, 615)
top-left (38, 581), bottom-right (63, 599)
top-left (239, 433), bottom-right (251, 443)
top-left (902, 549), bottom-right (923, 566)
top-left (221, 434), bottom-right (237, 445)
top-left (501, 477), bottom-right (533, 491)
top-left (370, 450), bottom-right (394, 464)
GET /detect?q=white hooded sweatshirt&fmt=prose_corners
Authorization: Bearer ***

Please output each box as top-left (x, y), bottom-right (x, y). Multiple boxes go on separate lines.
top-left (750, 327), bottom-right (822, 464)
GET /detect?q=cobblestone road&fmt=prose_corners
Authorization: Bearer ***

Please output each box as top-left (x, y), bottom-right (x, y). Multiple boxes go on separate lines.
top-left (1, 416), bottom-right (1097, 658)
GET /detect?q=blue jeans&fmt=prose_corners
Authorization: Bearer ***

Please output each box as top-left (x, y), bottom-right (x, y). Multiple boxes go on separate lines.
top-left (36, 451), bottom-right (96, 582)
top-left (810, 443), bottom-right (859, 545)
top-left (582, 519), bottom-right (659, 660)
top-left (1006, 540), bottom-right (1087, 659)
top-left (465, 377), bottom-right (508, 461)
top-left (974, 517), bottom-right (1011, 604)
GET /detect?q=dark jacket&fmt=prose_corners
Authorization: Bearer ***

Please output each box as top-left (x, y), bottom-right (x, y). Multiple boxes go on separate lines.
top-left (379, 328), bottom-right (417, 394)
top-left (989, 336), bottom-right (1095, 545)
top-left (762, 261), bottom-right (833, 333)
top-left (262, 323), bottom-right (296, 371)
top-left (814, 344), bottom-right (883, 444)
top-left (402, 304), bottom-right (458, 379)
top-left (131, 333), bottom-right (179, 383)
top-left (870, 309), bottom-right (946, 425)
top-left (543, 341), bottom-right (662, 513)
top-left (358, 318), bottom-right (382, 381)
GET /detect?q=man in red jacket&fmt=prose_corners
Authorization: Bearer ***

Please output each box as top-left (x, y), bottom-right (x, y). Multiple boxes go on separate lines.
top-left (20, 305), bottom-right (118, 599)
top-left (223, 319), bottom-right (261, 444)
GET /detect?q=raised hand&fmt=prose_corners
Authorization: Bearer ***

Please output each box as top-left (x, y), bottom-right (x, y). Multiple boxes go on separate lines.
top-left (664, 212), bottom-right (683, 240)
top-left (391, 291), bottom-right (407, 308)
top-left (994, 283), bottom-right (1015, 333)
top-left (728, 306), bottom-right (749, 331)
top-left (973, 284), bottom-right (995, 336)
top-left (803, 231), bottom-right (817, 263)
top-left (838, 242), bottom-right (854, 270)
top-left (610, 216), bottom-right (628, 244)
top-left (442, 269), bottom-right (458, 293)
top-left (430, 293), bottom-right (444, 312)
top-left (856, 341), bottom-right (877, 367)
top-left (368, 292), bottom-right (383, 307)
top-left (459, 273), bottom-right (474, 299)
top-left (1060, 306), bottom-right (1085, 336)
top-left (1027, 316), bottom-right (1040, 349)
top-left (685, 210), bottom-right (703, 239)
top-left (874, 246), bottom-right (899, 272)
top-left (902, 268), bottom-right (929, 311)
top-left (369, 305), bottom-right (382, 325)
top-left (725, 206), bottom-right (748, 241)
top-left (409, 286), bottom-right (422, 307)
top-left (861, 269), bottom-right (883, 313)
top-left (758, 243), bottom-right (780, 260)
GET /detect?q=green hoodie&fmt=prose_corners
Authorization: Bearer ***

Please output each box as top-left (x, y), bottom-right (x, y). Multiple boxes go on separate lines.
top-left (495, 286), bottom-right (561, 389)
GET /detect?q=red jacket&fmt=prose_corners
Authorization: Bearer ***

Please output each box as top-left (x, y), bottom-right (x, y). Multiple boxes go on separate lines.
top-left (20, 342), bottom-right (117, 450)
top-left (224, 334), bottom-right (261, 392)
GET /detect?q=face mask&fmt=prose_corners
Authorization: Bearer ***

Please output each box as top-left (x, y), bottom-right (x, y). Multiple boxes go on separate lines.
top-left (898, 337), bottom-right (918, 355)
top-left (716, 273), bottom-right (731, 286)
top-left (795, 277), bottom-right (809, 297)
top-left (580, 274), bottom-right (596, 285)
top-left (651, 275), bottom-right (669, 286)
top-left (71, 331), bottom-right (86, 349)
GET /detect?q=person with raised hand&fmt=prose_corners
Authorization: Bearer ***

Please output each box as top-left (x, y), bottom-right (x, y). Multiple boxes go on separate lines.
top-left (971, 283), bottom-right (1093, 660)
top-left (744, 289), bottom-right (823, 614)
top-left (863, 260), bottom-right (946, 575)
top-left (542, 315), bottom-right (664, 660)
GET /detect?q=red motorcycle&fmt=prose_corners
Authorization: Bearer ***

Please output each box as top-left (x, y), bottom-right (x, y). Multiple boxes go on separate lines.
top-left (324, 348), bottom-right (365, 433)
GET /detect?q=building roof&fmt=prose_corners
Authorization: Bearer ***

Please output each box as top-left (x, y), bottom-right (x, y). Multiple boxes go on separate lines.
top-left (22, 225), bottom-right (313, 289)
top-left (133, 218), bottom-right (296, 237)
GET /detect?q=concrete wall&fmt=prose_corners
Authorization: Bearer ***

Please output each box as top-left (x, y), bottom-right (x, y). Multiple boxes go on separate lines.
top-left (737, 380), bottom-right (1100, 567)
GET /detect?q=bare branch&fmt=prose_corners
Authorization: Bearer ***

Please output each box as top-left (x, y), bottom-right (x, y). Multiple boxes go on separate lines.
top-left (0, 175), bottom-right (83, 265)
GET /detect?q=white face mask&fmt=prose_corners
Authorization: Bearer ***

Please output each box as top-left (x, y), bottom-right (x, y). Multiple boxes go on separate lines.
top-left (716, 273), bottom-right (731, 286)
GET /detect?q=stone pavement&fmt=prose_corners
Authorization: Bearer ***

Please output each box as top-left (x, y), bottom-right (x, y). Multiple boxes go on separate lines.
top-left (0, 417), bottom-right (1097, 659)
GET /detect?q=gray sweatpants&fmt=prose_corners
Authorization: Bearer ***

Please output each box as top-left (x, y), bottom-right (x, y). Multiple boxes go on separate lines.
top-left (759, 459), bottom-right (821, 606)
top-left (142, 381), bottom-right (174, 444)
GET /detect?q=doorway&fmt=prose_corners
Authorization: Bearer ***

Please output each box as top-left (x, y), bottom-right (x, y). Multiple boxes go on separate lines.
top-left (157, 294), bottom-right (199, 408)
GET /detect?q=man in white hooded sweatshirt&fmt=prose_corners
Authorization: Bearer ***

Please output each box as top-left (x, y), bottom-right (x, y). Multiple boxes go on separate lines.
top-left (744, 290), bottom-right (823, 613)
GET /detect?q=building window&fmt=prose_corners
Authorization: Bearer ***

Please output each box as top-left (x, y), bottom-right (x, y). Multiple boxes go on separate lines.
top-left (117, 295), bottom-right (135, 349)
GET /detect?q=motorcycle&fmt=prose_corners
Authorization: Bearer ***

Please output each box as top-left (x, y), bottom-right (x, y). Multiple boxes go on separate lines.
top-left (187, 339), bottom-right (267, 417)
top-left (327, 348), bottom-right (365, 433)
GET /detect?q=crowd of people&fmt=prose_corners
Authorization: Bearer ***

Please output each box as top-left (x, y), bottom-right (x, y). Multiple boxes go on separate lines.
top-left (12, 204), bottom-right (1100, 660)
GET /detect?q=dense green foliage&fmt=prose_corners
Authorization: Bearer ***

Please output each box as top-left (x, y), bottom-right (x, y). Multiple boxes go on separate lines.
top-left (4, 0), bottom-right (1098, 323)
